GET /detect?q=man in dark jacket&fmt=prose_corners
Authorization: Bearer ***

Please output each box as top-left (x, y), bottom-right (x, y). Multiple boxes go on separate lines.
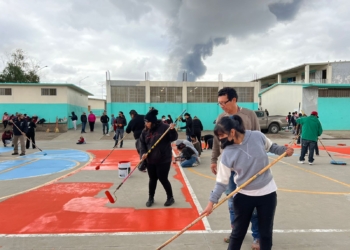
top-left (114, 111), bottom-right (127, 148)
top-left (80, 112), bottom-right (87, 133)
top-left (100, 112), bottom-right (110, 135)
top-left (26, 117), bottom-right (36, 149)
top-left (192, 116), bottom-right (203, 151)
top-left (126, 110), bottom-right (146, 170)
top-left (9, 113), bottom-right (28, 156)
top-left (181, 113), bottom-right (193, 141)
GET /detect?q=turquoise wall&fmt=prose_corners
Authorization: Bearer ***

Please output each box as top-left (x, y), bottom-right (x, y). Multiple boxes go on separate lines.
top-left (318, 98), bottom-right (350, 130)
top-left (0, 104), bottom-right (88, 129)
top-left (107, 102), bottom-right (258, 130)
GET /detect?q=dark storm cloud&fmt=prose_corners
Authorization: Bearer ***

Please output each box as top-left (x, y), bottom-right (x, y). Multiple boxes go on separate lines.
top-left (268, 0), bottom-right (304, 21)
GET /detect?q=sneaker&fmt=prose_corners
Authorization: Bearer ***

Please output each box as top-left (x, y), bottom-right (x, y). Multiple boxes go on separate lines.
top-left (309, 162), bottom-right (313, 165)
top-left (106, 134), bottom-right (110, 136)
top-left (297, 161), bottom-right (304, 164)
top-left (197, 157), bottom-right (201, 164)
top-left (20, 153), bottom-right (25, 156)
top-left (12, 153), bottom-right (18, 155)
top-left (164, 197), bottom-right (174, 206)
top-left (192, 163), bottom-right (199, 167)
top-left (252, 238), bottom-right (260, 250)
top-left (146, 197), bottom-right (154, 207)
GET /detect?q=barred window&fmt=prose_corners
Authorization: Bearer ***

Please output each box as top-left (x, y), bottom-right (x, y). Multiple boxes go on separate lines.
top-left (150, 87), bottom-right (182, 103)
top-left (319, 88), bottom-right (350, 97)
top-left (187, 87), bottom-right (218, 103)
top-left (41, 88), bottom-right (57, 96)
top-left (111, 86), bottom-right (145, 102)
top-left (0, 88), bottom-right (12, 95)
top-left (235, 87), bottom-right (254, 102)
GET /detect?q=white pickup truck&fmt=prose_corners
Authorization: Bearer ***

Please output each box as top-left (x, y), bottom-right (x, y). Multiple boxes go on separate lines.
top-left (254, 111), bottom-right (288, 134)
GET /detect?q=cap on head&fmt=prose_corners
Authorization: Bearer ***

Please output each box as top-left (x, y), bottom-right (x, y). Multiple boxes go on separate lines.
top-left (144, 109), bottom-right (158, 123)
top-left (311, 111), bottom-right (318, 116)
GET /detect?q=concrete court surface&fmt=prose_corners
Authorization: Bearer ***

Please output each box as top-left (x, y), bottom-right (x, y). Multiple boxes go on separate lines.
top-left (0, 123), bottom-right (350, 250)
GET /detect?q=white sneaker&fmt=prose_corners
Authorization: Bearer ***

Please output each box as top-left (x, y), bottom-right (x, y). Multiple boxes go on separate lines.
top-left (197, 157), bottom-right (201, 164)
top-left (309, 162), bottom-right (313, 165)
top-left (192, 163), bottom-right (199, 167)
top-left (106, 134), bottom-right (110, 136)
top-left (297, 161), bottom-right (304, 164)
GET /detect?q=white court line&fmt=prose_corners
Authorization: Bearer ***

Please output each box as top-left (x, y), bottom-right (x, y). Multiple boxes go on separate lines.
top-left (171, 149), bottom-right (211, 231)
top-left (1, 229), bottom-right (350, 238)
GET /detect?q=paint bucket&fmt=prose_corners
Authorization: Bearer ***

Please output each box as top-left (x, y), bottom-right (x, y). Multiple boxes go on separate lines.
top-left (118, 161), bottom-right (131, 178)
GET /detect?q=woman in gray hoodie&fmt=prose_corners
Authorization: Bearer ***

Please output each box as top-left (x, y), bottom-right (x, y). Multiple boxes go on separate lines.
top-left (202, 115), bottom-right (293, 250)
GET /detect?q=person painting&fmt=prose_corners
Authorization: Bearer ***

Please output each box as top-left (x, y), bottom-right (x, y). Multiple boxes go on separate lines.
top-left (139, 109), bottom-right (178, 207)
top-left (175, 139), bottom-right (199, 167)
top-left (180, 113), bottom-right (193, 141)
top-left (212, 87), bottom-right (261, 246)
top-left (9, 113), bottom-right (28, 156)
top-left (202, 116), bottom-right (294, 250)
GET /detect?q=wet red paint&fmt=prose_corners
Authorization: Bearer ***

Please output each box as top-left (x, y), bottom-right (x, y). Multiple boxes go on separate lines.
top-left (0, 149), bottom-right (205, 234)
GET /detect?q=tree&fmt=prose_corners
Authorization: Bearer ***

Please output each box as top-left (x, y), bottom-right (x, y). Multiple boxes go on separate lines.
top-left (0, 49), bottom-right (41, 83)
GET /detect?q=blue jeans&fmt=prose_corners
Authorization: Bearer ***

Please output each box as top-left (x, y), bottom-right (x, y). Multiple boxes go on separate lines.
top-left (115, 129), bottom-right (124, 147)
top-left (180, 155), bottom-right (197, 168)
top-left (81, 122), bottom-right (86, 132)
top-left (226, 171), bottom-right (260, 239)
top-left (300, 139), bottom-right (317, 163)
top-left (102, 123), bottom-right (109, 134)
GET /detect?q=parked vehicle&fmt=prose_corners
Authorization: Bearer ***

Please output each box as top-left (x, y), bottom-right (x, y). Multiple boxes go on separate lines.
top-left (254, 111), bottom-right (288, 134)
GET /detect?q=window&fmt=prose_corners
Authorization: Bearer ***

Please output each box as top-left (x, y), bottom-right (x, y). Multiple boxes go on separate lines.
top-left (0, 88), bottom-right (12, 95)
top-left (41, 88), bottom-right (57, 96)
top-left (319, 88), bottom-right (350, 97)
top-left (255, 111), bottom-right (264, 117)
top-left (187, 87), bottom-right (218, 103)
top-left (111, 86), bottom-right (145, 102)
top-left (235, 87), bottom-right (254, 102)
top-left (150, 87), bottom-right (182, 103)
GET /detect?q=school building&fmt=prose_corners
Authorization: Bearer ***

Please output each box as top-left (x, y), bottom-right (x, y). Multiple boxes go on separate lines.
top-left (0, 82), bottom-right (92, 129)
top-left (254, 61), bottom-right (350, 130)
top-left (106, 80), bottom-right (260, 130)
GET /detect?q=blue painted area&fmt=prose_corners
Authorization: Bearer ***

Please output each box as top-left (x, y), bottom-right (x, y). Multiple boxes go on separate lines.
top-left (0, 147), bottom-right (13, 153)
top-left (0, 149), bottom-right (90, 180)
top-left (318, 98), bottom-right (350, 130)
top-left (107, 102), bottom-right (258, 130)
top-left (90, 109), bottom-right (104, 116)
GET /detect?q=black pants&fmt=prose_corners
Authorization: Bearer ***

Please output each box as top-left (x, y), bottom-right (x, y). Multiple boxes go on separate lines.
top-left (147, 161), bottom-right (173, 199)
top-left (207, 138), bottom-right (213, 149)
top-left (3, 120), bottom-right (8, 129)
top-left (89, 122), bottom-right (95, 131)
top-left (228, 192), bottom-right (277, 250)
top-left (300, 139), bottom-right (317, 163)
top-left (194, 132), bottom-right (202, 150)
top-left (26, 132), bottom-right (36, 149)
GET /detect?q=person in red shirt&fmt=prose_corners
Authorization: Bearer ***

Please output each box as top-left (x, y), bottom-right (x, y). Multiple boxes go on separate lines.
top-left (2, 130), bottom-right (13, 147)
top-left (76, 136), bottom-right (86, 144)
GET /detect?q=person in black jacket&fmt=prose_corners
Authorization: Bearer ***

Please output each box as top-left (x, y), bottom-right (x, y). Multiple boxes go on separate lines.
top-left (114, 111), bottom-right (127, 147)
top-left (26, 117), bottom-right (37, 149)
top-left (100, 112), bottom-right (110, 135)
top-left (80, 112), bottom-right (87, 133)
top-left (192, 116), bottom-right (203, 151)
top-left (140, 109), bottom-right (178, 207)
top-left (9, 113), bottom-right (28, 156)
top-left (69, 112), bottom-right (78, 130)
top-left (181, 113), bottom-right (193, 141)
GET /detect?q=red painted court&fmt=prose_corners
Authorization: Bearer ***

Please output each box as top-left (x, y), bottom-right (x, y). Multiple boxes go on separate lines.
top-left (0, 149), bottom-right (205, 234)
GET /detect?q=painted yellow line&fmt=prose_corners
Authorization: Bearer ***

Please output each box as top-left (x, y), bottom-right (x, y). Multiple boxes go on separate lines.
top-left (273, 157), bottom-right (350, 189)
top-left (0, 152), bottom-right (94, 201)
top-left (186, 165), bottom-right (350, 195)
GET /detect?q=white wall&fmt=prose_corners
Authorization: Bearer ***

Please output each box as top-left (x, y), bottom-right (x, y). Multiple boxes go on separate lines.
top-left (0, 85), bottom-right (67, 103)
top-left (88, 98), bottom-right (106, 110)
top-left (261, 85), bottom-right (303, 115)
top-left (67, 87), bottom-right (88, 107)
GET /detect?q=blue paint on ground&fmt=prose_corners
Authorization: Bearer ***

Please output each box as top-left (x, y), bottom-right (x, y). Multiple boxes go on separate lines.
top-left (0, 149), bottom-right (90, 180)
top-left (0, 147), bottom-right (14, 153)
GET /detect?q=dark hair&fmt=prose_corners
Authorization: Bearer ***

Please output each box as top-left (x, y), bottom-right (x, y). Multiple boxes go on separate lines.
top-left (129, 110), bottom-right (138, 115)
top-left (214, 115), bottom-right (245, 137)
top-left (218, 87), bottom-right (238, 102)
top-left (190, 134), bottom-right (196, 138)
top-left (119, 111), bottom-right (124, 115)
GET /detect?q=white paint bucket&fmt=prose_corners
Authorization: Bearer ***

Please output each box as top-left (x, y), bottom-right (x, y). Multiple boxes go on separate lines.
top-left (118, 161), bottom-right (131, 178)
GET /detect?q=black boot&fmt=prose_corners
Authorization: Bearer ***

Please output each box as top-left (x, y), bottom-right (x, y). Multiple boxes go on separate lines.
top-left (164, 197), bottom-right (174, 207)
top-left (146, 197), bottom-right (154, 207)
top-left (120, 141), bottom-right (123, 148)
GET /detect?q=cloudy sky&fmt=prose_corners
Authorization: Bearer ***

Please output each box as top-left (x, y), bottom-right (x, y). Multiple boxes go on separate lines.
top-left (1, 0), bottom-right (349, 98)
